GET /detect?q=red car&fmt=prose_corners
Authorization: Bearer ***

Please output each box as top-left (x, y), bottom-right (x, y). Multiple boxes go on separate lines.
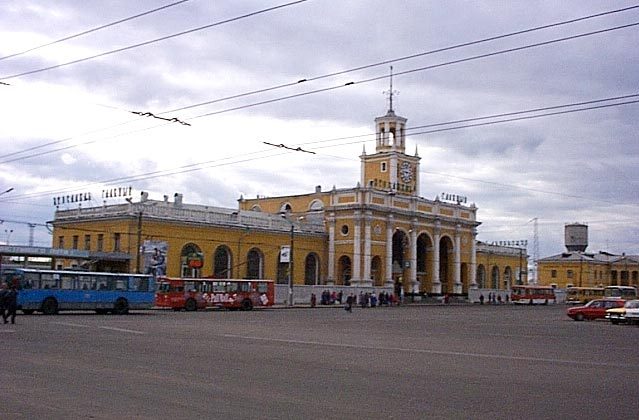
top-left (567, 299), bottom-right (625, 321)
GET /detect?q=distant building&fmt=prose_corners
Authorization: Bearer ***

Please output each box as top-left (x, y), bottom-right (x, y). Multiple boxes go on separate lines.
top-left (537, 224), bottom-right (639, 288)
top-left (50, 101), bottom-right (526, 296)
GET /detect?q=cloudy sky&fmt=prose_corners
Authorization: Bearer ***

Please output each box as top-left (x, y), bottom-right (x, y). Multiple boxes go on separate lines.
top-left (1, 0), bottom-right (637, 263)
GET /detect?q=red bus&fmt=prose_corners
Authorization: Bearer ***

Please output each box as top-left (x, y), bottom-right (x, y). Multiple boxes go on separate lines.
top-left (511, 285), bottom-right (556, 305)
top-left (155, 277), bottom-right (274, 311)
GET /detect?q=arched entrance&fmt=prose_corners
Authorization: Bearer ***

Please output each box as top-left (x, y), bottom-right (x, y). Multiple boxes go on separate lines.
top-left (392, 230), bottom-right (408, 291)
top-left (439, 236), bottom-right (453, 294)
top-left (338, 255), bottom-right (352, 286)
top-left (416, 233), bottom-right (432, 293)
top-left (246, 248), bottom-right (263, 279)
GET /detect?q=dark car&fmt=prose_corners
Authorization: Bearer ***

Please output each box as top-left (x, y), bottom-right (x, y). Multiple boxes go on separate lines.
top-left (566, 298), bottom-right (625, 321)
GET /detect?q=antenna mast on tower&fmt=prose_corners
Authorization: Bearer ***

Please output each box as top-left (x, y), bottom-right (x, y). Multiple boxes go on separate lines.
top-left (383, 66), bottom-right (398, 112)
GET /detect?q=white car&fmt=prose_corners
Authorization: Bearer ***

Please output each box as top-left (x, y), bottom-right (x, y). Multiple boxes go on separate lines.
top-left (624, 299), bottom-right (639, 325)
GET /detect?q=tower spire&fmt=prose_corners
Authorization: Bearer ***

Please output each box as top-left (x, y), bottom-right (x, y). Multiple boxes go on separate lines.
top-left (389, 66), bottom-right (394, 112)
top-left (384, 66), bottom-right (398, 113)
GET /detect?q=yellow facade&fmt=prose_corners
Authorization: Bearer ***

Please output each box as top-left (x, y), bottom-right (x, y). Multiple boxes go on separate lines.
top-left (537, 252), bottom-right (639, 289)
top-left (51, 105), bottom-right (526, 297)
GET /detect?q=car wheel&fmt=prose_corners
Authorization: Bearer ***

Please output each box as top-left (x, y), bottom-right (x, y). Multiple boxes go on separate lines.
top-left (575, 313), bottom-right (584, 321)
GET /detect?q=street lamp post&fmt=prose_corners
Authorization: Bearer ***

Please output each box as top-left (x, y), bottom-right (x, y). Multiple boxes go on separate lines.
top-left (288, 223), bottom-right (294, 306)
top-left (281, 214), bottom-right (304, 306)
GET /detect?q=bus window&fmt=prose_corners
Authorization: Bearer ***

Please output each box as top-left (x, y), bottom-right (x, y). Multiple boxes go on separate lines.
top-left (41, 273), bottom-right (58, 289)
top-left (60, 274), bottom-right (75, 290)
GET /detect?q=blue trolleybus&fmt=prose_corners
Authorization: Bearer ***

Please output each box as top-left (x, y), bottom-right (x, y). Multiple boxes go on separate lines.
top-left (0, 268), bottom-right (155, 315)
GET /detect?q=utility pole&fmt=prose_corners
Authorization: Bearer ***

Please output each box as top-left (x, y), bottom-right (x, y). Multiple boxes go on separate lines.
top-left (136, 211), bottom-right (142, 273)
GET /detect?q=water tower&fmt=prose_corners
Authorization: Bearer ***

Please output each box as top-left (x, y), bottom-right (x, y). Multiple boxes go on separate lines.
top-left (565, 223), bottom-right (588, 252)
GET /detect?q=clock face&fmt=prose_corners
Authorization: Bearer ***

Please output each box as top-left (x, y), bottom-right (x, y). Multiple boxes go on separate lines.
top-left (399, 162), bottom-right (413, 183)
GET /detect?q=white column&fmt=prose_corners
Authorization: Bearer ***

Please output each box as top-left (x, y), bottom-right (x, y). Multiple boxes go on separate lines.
top-left (363, 212), bottom-right (372, 286)
top-left (385, 215), bottom-right (394, 286)
top-left (454, 224), bottom-right (462, 294)
top-left (352, 211), bottom-right (361, 285)
top-left (410, 221), bottom-right (418, 293)
top-left (431, 221), bottom-right (441, 294)
top-left (470, 228), bottom-right (478, 289)
top-left (327, 214), bottom-right (335, 285)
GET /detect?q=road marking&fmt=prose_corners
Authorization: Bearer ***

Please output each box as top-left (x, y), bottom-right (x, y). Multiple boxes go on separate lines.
top-left (53, 322), bottom-right (91, 328)
top-left (98, 326), bottom-right (145, 335)
top-left (219, 333), bottom-right (639, 369)
top-left (53, 322), bottom-right (144, 335)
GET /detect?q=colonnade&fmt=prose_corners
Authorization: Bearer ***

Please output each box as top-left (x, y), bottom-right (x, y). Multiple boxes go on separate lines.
top-left (327, 212), bottom-right (478, 293)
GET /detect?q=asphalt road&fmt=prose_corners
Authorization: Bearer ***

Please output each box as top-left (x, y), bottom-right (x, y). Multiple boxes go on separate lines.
top-left (1, 304), bottom-right (638, 419)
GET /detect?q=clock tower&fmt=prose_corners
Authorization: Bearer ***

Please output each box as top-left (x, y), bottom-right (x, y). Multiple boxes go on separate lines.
top-left (360, 74), bottom-right (420, 196)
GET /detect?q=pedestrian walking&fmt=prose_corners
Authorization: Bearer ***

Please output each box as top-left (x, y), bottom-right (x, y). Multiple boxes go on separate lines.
top-left (345, 293), bottom-right (353, 312)
top-left (3, 284), bottom-right (18, 324)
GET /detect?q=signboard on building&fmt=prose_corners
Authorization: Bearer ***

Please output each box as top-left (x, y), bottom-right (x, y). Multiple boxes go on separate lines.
top-left (141, 240), bottom-right (168, 276)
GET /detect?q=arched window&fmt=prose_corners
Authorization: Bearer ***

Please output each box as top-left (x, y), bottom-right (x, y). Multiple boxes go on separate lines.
top-left (308, 199), bottom-right (324, 211)
top-left (279, 203), bottom-right (292, 213)
top-left (246, 248), bottom-right (263, 279)
top-left (503, 266), bottom-right (513, 289)
top-left (476, 265), bottom-right (486, 288)
top-left (491, 266), bottom-right (500, 289)
top-left (181, 243), bottom-right (203, 278)
top-left (213, 246), bottom-right (232, 279)
top-left (304, 253), bottom-right (319, 285)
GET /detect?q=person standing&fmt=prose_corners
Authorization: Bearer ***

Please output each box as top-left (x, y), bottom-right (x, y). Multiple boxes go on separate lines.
top-left (0, 283), bottom-right (8, 320)
top-left (3, 284), bottom-right (18, 324)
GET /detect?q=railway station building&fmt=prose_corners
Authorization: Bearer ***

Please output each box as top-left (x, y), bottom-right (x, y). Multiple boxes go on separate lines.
top-left (50, 103), bottom-right (527, 299)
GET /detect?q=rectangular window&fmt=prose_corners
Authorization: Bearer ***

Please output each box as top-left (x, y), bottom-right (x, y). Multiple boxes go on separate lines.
top-left (97, 234), bottom-right (104, 252)
top-left (84, 234), bottom-right (91, 251)
top-left (380, 162), bottom-right (387, 172)
top-left (113, 233), bottom-right (121, 252)
top-left (58, 236), bottom-right (64, 248)
top-left (551, 270), bottom-right (557, 278)
top-left (567, 270), bottom-right (574, 279)
top-left (72, 235), bottom-right (79, 250)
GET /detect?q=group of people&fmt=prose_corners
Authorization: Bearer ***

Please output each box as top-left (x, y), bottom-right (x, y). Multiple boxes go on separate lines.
top-left (479, 292), bottom-right (508, 305)
top-left (0, 283), bottom-right (18, 324)
top-left (318, 289), bottom-right (401, 311)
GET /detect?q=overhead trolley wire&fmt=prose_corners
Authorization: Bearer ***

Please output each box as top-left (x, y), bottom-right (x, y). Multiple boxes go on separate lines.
top-left (161, 4), bottom-right (639, 115)
top-left (185, 22), bottom-right (639, 121)
top-left (3, 94), bottom-right (637, 203)
top-left (0, 0), bottom-right (310, 81)
top-left (0, 0), bottom-right (192, 61)
top-left (1, 6), bottom-right (635, 164)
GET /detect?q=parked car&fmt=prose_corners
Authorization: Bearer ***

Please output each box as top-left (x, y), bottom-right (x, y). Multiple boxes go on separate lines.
top-left (606, 299), bottom-right (639, 325)
top-left (623, 300), bottom-right (639, 325)
top-left (566, 299), bottom-right (625, 321)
